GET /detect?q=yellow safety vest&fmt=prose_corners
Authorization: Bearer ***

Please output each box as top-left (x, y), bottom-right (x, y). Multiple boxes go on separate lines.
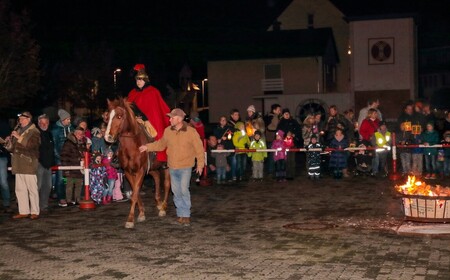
top-left (374, 131), bottom-right (391, 147)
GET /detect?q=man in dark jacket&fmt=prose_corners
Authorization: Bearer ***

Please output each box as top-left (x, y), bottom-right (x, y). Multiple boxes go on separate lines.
top-left (37, 114), bottom-right (55, 211)
top-left (264, 104), bottom-right (281, 175)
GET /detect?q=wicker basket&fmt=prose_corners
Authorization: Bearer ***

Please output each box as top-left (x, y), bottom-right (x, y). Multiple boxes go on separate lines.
top-left (401, 194), bottom-right (450, 222)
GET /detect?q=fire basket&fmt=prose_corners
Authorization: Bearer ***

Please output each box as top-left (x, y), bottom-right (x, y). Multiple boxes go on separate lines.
top-left (396, 176), bottom-right (450, 222)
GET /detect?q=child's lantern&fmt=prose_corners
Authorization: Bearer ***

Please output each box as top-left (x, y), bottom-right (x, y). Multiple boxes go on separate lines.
top-left (411, 125), bottom-right (422, 135)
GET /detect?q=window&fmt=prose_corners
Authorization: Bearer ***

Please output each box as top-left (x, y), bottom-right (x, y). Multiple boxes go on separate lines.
top-left (264, 64), bottom-right (281, 79)
top-left (262, 64), bottom-right (283, 94)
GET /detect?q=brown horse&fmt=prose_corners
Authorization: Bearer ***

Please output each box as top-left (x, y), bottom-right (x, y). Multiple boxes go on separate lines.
top-left (105, 97), bottom-right (171, 229)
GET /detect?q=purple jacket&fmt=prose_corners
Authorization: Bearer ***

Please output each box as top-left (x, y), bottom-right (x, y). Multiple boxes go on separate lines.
top-left (271, 139), bottom-right (287, 161)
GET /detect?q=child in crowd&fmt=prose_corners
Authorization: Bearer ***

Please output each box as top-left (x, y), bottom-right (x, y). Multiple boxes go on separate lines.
top-left (283, 131), bottom-right (296, 179)
top-left (211, 144), bottom-right (230, 184)
top-left (372, 121), bottom-right (391, 177)
top-left (442, 132), bottom-right (450, 177)
top-left (206, 135), bottom-right (218, 178)
top-left (102, 149), bottom-right (118, 204)
top-left (411, 131), bottom-right (423, 178)
top-left (271, 130), bottom-right (287, 182)
top-left (397, 122), bottom-right (414, 176)
top-left (248, 130), bottom-right (267, 181)
top-left (91, 123), bottom-right (109, 154)
top-left (306, 135), bottom-right (322, 179)
top-left (328, 129), bottom-right (349, 179)
top-left (232, 122), bottom-right (250, 181)
top-left (422, 122), bottom-right (439, 179)
top-left (89, 152), bottom-right (106, 204)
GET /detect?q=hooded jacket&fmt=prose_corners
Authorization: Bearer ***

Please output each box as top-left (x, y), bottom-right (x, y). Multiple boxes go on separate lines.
top-left (52, 120), bottom-right (74, 163)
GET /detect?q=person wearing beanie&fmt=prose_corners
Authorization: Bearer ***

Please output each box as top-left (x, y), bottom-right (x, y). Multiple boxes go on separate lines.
top-left (51, 109), bottom-right (74, 207)
top-left (127, 63), bottom-right (170, 162)
top-left (245, 105), bottom-right (265, 139)
top-left (58, 109), bottom-right (71, 122)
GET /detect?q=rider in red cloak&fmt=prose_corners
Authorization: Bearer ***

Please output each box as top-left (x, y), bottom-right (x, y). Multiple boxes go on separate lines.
top-left (127, 64), bottom-right (170, 162)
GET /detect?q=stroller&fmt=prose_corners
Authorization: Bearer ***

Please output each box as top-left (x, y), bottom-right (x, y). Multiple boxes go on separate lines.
top-left (353, 144), bottom-right (373, 176)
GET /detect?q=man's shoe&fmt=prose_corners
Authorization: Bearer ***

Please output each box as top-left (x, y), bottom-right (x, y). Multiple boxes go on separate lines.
top-left (175, 217), bottom-right (184, 225)
top-left (430, 173), bottom-right (437, 179)
top-left (30, 214), bottom-right (39, 220)
top-left (3, 207), bottom-right (13, 214)
top-left (58, 200), bottom-right (68, 207)
top-left (12, 214), bottom-right (29, 219)
top-left (424, 173), bottom-right (431, 179)
top-left (182, 217), bottom-right (191, 226)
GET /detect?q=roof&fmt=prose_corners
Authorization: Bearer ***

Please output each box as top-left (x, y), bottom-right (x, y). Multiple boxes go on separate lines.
top-left (208, 28), bottom-right (339, 62)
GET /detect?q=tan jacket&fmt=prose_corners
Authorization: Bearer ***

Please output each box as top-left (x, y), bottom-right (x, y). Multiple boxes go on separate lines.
top-left (145, 122), bottom-right (204, 170)
top-left (11, 124), bottom-right (41, 174)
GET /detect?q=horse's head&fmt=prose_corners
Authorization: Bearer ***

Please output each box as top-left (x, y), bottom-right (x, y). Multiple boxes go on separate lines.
top-left (105, 97), bottom-right (140, 143)
top-left (104, 107), bottom-right (125, 143)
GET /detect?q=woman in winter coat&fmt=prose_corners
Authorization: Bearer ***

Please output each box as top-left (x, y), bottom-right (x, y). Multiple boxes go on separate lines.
top-left (328, 129), bottom-right (349, 178)
top-left (276, 108), bottom-right (303, 179)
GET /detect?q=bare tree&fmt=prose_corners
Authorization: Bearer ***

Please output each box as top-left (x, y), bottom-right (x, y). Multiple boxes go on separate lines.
top-left (0, 0), bottom-right (40, 109)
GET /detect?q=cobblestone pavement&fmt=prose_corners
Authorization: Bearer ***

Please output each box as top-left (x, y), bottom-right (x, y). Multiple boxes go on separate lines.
top-left (0, 175), bottom-right (450, 280)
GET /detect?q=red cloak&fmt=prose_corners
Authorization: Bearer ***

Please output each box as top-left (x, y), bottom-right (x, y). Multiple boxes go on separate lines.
top-left (128, 85), bottom-right (170, 162)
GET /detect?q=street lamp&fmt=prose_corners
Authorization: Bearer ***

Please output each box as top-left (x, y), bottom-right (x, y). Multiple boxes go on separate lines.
top-left (113, 68), bottom-right (122, 91)
top-left (201, 78), bottom-right (208, 108)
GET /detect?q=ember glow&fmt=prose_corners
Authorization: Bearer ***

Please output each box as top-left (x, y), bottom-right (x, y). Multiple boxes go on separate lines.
top-left (395, 176), bottom-right (450, 197)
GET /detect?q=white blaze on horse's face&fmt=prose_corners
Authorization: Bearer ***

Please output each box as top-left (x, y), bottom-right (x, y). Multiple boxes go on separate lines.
top-left (104, 109), bottom-right (116, 143)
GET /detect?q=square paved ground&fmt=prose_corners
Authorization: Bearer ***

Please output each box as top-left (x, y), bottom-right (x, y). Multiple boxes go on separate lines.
top-left (0, 175), bottom-right (449, 279)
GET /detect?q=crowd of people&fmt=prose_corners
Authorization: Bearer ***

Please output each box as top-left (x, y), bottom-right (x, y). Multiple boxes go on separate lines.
top-left (1, 66), bottom-right (450, 225)
top-left (206, 99), bottom-right (450, 184)
top-left (0, 64), bottom-right (206, 227)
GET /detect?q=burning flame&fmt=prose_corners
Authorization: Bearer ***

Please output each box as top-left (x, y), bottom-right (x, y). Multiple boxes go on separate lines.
top-left (395, 176), bottom-right (450, 196)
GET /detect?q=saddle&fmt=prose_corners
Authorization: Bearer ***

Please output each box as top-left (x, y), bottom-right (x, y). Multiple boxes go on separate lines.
top-left (136, 122), bottom-right (168, 173)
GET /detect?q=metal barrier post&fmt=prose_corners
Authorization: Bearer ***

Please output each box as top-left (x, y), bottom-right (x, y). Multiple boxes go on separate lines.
top-left (199, 138), bottom-right (213, 186)
top-left (79, 151), bottom-right (96, 210)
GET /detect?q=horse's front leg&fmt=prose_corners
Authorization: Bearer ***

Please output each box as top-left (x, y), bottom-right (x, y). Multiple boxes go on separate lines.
top-left (136, 171), bottom-right (146, 223)
top-left (160, 168), bottom-right (171, 216)
top-left (124, 172), bottom-right (145, 228)
top-left (151, 170), bottom-right (168, 217)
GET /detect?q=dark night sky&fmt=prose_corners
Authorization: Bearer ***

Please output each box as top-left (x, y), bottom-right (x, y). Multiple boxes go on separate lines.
top-left (11, 0), bottom-right (450, 81)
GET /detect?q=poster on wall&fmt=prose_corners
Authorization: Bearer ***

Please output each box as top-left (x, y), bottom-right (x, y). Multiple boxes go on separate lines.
top-left (368, 37), bottom-right (394, 65)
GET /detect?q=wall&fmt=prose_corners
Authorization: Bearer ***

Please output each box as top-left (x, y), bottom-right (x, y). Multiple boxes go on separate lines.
top-left (272, 0), bottom-right (350, 94)
top-left (350, 17), bottom-right (417, 119)
top-left (350, 18), bottom-right (416, 92)
top-left (208, 57), bottom-right (322, 121)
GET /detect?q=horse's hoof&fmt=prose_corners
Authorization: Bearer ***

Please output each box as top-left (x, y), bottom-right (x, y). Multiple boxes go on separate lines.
top-left (125, 222), bottom-right (134, 229)
top-left (158, 210), bottom-right (166, 217)
top-left (137, 216), bottom-right (146, 223)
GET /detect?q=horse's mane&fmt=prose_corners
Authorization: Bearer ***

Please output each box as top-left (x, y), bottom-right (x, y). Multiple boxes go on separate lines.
top-left (117, 97), bottom-right (140, 136)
